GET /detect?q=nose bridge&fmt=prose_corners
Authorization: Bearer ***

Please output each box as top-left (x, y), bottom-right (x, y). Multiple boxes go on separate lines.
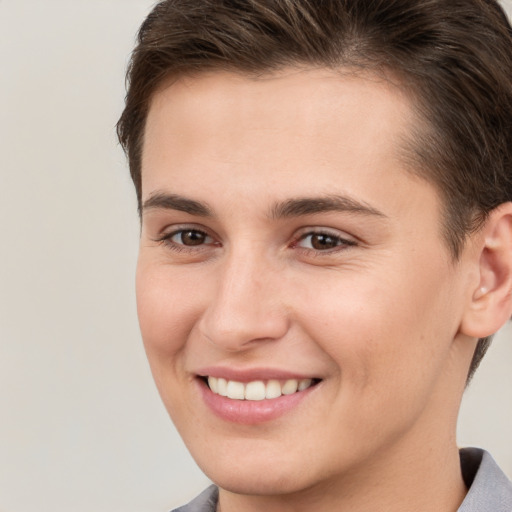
top-left (199, 243), bottom-right (288, 350)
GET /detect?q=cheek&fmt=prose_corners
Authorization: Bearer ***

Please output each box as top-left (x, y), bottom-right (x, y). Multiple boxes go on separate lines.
top-left (135, 262), bottom-right (208, 423)
top-left (298, 264), bottom-right (458, 393)
top-left (135, 261), bottom-right (200, 361)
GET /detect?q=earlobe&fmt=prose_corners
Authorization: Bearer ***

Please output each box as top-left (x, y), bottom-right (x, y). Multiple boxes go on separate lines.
top-left (461, 202), bottom-right (512, 338)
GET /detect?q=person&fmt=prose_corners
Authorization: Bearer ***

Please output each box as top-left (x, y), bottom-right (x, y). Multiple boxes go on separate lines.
top-left (117, 1), bottom-right (512, 510)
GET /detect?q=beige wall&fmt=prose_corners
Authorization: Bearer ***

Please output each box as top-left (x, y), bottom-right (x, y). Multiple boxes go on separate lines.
top-left (0, 1), bottom-right (510, 510)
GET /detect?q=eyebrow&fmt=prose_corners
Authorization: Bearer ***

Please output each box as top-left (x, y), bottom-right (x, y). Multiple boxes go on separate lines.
top-left (270, 195), bottom-right (386, 219)
top-left (142, 192), bottom-right (386, 220)
top-left (142, 192), bottom-right (212, 217)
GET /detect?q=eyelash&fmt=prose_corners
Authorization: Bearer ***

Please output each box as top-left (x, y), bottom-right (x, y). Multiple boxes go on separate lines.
top-left (293, 230), bottom-right (357, 253)
top-left (154, 227), bottom-right (216, 253)
top-left (154, 227), bottom-right (357, 255)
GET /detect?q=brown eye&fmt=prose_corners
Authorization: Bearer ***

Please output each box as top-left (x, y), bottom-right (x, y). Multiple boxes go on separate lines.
top-left (296, 231), bottom-right (356, 251)
top-left (171, 229), bottom-right (212, 246)
top-left (310, 234), bottom-right (339, 250)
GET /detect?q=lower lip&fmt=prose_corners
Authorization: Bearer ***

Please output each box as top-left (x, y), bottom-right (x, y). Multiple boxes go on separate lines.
top-left (198, 379), bottom-right (317, 425)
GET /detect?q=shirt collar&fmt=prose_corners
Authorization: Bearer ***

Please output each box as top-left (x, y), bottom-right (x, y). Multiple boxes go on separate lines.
top-left (458, 448), bottom-right (512, 511)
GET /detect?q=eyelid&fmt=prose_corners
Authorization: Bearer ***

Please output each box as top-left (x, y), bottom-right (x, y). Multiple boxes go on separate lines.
top-left (173, 227), bottom-right (211, 239)
top-left (153, 224), bottom-right (220, 251)
top-left (151, 223), bottom-right (357, 255)
top-left (291, 227), bottom-right (358, 251)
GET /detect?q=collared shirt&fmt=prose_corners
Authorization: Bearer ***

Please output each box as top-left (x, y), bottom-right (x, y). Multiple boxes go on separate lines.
top-left (172, 448), bottom-right (512, 512)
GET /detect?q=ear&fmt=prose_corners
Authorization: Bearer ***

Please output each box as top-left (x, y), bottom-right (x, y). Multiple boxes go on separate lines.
top-left (460, 202), bottom-right (512, 338)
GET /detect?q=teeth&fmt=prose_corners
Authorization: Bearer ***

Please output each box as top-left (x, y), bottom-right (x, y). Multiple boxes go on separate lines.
top-left (265, 379), bottom-right (282, 399)
top-left (217, 378), bottom-right (228, 397)
top-left (245, 381), bottom-right (266, 401)
top-left (226, 380), bottom-right (245, 400)
top-left (298, 378), bottom-right (312, 391)
top-left (208, 376), bottom-right (219, 393)
top-left (282, 379), bottom-right (298, 395)
top-left (207, 377), bottom-right (315, 401)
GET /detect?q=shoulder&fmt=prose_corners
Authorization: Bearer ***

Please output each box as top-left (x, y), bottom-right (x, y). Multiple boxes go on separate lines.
top-left (171, 485), bottom-right (219, 512)
top-left (458, 448), bottom-right (512, 512)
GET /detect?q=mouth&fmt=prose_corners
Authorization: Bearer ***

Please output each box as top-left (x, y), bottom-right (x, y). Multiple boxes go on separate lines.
top-left (201, 376), bottom-right (321, 401)
top-left (196, 372), bottom-right (322, 424)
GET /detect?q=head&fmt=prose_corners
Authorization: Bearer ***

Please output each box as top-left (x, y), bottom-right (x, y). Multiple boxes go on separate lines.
top-left (118, 0), bottom-right (512, 382)
top-left (118, 0), bottom-right (512, 503)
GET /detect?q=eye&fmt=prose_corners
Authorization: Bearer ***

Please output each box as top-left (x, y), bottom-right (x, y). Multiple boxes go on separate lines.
top-left (153, 226), bottom-right (218, 254)
top-left (168, 229), bottom-right (213, 247)
top-left (295, 231), bottom-right (356, 251)
top-left (170, 229), bottom-right (214, 247)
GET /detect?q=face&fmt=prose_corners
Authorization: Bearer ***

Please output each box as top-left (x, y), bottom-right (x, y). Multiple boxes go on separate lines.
top-left (138, 68), bottom-right (475, 496)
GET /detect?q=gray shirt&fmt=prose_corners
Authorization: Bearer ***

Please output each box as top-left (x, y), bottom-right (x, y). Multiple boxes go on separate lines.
top-left (172, 448), bottom-right (512, 512)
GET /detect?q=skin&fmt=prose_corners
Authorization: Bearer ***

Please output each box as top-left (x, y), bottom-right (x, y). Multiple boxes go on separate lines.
top-left (136, 68), bottom-right (508, 512)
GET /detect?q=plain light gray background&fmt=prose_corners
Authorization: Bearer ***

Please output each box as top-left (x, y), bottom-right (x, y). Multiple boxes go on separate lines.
top-left (0, 1), bottom-right (511, 511)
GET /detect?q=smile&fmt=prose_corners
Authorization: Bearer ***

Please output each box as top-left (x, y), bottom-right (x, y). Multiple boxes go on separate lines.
top-left (198, 373), bottom-right (321, 424)
top-left (207, 377), bottom-right (317, 401)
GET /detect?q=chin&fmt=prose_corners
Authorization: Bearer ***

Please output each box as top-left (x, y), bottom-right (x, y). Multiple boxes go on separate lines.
top-left (191, 441), bottom-right (335, 498)
top-left (206, 465), bottom-right (311, 497)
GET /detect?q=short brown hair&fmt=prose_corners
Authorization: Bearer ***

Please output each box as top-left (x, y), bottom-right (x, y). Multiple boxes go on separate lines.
top-left (117, 0), bottom-right (512, 380)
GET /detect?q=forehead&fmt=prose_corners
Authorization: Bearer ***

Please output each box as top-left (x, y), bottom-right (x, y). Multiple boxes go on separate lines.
top-left (144, 68), bottom-right (413, 162)
top-left (142, 67), bottom-right (436, 223)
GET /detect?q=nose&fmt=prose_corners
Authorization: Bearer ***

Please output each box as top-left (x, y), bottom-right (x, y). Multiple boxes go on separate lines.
top-left (198, 250), bottom-right (290, 351)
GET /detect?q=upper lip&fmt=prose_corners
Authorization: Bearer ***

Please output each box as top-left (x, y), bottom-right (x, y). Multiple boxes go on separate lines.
top-left (196, 366), bottom-right (319, 382)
